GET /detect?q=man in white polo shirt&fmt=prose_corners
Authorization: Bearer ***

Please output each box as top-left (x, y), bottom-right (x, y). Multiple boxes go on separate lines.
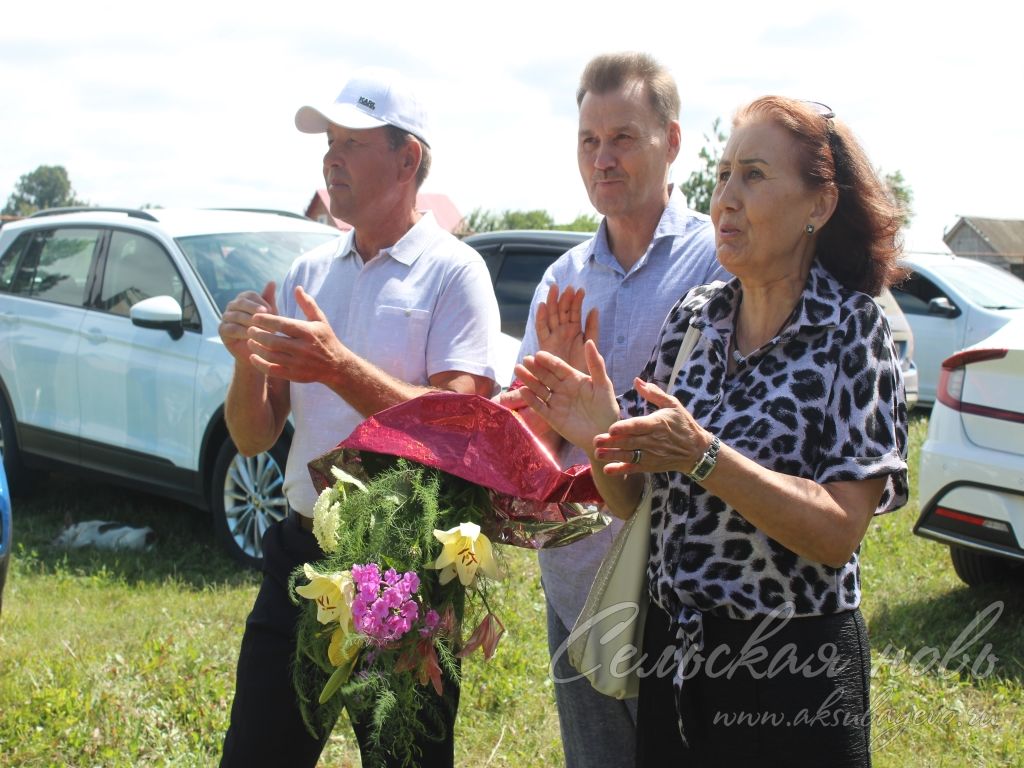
top-left (218, 68), bottom-right (501, 768)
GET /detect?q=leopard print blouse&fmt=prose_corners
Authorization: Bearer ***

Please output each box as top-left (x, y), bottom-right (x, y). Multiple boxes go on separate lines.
top-left (620, 261), bottom-right (909, 642)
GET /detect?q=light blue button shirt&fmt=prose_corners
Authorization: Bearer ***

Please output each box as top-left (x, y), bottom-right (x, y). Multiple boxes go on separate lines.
top-left (517, 187), bottom-right (731, 629)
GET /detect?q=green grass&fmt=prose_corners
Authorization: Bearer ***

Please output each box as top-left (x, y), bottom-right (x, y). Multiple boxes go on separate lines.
top-left (1, 410), bottom-right (1022, 766)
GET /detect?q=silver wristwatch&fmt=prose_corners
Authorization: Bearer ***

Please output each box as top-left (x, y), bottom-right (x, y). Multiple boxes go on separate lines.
top-left (686, 435), bottom-right (721, 483)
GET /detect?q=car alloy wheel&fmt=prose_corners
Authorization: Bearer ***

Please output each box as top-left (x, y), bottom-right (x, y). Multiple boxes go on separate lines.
top-left (212, 437), bottom-right (289, 567)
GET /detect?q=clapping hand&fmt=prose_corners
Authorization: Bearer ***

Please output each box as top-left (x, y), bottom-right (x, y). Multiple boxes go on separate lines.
top-left (536, 284), bottom-right (599, 373)
top-left (495, 284), bottom-right (600, 446)
top-left (219, 282), bottom-right (278, 364)
top-left (244, 286), bottom-right (349, 383)
top-left (515, 340), bottom-right (619, 460)
top-left (594, 377), bottom-right (707, 476)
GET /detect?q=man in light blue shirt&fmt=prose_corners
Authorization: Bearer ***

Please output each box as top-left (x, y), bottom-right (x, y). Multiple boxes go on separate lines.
top-left (512, 52), bottom-right (729, 768)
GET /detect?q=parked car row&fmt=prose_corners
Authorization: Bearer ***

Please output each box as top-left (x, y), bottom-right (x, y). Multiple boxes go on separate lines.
top-left (4, 204), bottom-right (1020, 586)
top-left (890, 253), bottom-right (1024, 406)
top-left (466, 229), bottom-right (921, 407)
top-left (913, 317), bottom-right (1024, 586)
top-left (887, 253), bottom-right (1024, 587)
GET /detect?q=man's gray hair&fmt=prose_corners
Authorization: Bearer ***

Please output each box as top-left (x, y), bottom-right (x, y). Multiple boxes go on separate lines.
top-left (385, 125), bottom-right (431, 189)
top-left (576, 52), bottom-right (680, 127)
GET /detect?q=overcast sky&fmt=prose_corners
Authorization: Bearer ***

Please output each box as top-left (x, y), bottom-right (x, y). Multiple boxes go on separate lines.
top-left (2, 0), bottom-right (1019, 253)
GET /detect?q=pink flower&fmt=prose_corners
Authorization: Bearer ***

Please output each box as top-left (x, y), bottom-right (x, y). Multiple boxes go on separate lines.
top-left (420, 609), bottom-right (441, 637)
top-left (352, 563), bottom-right (380, 586)
top-left (457, 613), bottom-right (505, 661)
top-left (348, 562), bottom-right (422, 645)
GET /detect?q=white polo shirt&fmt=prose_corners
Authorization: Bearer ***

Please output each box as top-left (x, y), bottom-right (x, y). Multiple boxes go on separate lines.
top-left (279, 212), bottom-right (502, 515)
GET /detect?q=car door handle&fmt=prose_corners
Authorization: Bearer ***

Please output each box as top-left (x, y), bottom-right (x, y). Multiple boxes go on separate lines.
top-left (0, 312), bottom-right (17, 326)
top-left (83, 328), bottom-right (107, 344)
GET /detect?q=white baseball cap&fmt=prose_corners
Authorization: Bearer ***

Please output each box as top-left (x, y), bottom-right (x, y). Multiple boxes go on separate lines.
top-left (294, 68), bottom-right (431, 147)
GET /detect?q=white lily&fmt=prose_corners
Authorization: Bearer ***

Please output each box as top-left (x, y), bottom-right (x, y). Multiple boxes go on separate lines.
top-left (294, 563), bottom-right (355, 626)
top-left (430, 522), bottom-right (500, 586)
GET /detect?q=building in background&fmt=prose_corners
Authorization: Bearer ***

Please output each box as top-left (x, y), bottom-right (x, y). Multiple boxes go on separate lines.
top-left (943, 216), bottom-right (1024, 278)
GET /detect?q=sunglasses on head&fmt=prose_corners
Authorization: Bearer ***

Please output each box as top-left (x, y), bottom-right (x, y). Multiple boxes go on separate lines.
top-left (803, 100), bottom-right (835, 119)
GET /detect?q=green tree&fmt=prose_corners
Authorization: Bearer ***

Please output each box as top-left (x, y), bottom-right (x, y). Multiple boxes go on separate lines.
top-left (3, 165), bottom-right (86, 216)
top-left (502, 209), bottom-right (556, 230)
top-left (680, 117), bottom-right (728, 215)
top-left (680, 122), bottom-right (916, 231)
top-left (458, 207), bottom-right (503, 235)
top-left (560, 213), bottom-right (599, 232)
top-left (458, 207), bottom-right (596, 236)
top-left (880, 168), bottom-right (914, 228)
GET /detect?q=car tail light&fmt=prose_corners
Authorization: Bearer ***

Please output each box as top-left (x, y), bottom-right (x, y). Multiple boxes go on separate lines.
top-left (936, 347), bottom-right (1024, 423)
top-left (934, 506), bottom-right (1012, 535)
top-left (929, 505), bottom-right (1018, 549)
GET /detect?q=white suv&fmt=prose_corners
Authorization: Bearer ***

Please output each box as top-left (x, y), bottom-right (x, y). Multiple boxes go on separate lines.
top-left (0, 207), bottom-right (341, 566)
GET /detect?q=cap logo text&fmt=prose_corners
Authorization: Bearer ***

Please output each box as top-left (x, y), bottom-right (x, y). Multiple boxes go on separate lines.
top-left (358, 96), bottom-right (376, 111)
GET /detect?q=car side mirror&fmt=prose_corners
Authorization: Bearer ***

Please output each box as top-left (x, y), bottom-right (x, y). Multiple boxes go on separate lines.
top-left (130, 295), bottom-right (185, 340)
top-left (927, 296), bottom-right (961, 318)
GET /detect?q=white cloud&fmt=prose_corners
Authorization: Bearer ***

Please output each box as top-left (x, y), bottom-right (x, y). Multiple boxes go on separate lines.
top-left (2, 0), bottom-right (1020, 253)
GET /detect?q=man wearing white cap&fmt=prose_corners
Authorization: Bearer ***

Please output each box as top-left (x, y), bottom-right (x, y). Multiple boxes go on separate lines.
top-left (218, 68), bottom-right (501, 768)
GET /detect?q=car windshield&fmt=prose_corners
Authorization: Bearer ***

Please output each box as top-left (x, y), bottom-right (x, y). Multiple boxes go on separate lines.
top-left (176, 231), bottom-right (337, 313)
top-left (933, 261), bottom-right (1024, 309)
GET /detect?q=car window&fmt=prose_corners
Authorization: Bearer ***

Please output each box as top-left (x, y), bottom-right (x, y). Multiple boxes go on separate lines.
top-left (98, 231), bottom-right (201, 331)
top-left (890, 274), bottom-right (945, 316)
top-left (6, 228), bottom-right (99, 306)
top-left (941, 262), bottom-right (1024, 309)
top-left (472, 246), bottom-right (503, 282)
top-left (896, 261), bottom-right (1024, 313)
top-left (493, 251), bottom-right (558, 337)
top-left (177, 231), bottom-right (338, 313)
top-left (0, 232), bottom-right (30, 292)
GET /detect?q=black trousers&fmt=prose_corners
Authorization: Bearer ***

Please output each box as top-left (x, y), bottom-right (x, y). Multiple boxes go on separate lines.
top-left (636, 602), bottom-right (872, 768)
top-left (220, 514), bottom-right (459, 768)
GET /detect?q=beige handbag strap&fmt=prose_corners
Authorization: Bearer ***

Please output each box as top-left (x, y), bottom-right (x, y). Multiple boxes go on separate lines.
top-left (668, 323), bottom-right (702, 390)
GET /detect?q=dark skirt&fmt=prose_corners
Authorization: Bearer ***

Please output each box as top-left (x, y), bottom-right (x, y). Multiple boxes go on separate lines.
top-left (636, 602), bottom-right (872, 768)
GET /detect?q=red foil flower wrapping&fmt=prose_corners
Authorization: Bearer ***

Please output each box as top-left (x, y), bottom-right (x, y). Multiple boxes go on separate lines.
top-left (308, 392), bottom-right (607, 549)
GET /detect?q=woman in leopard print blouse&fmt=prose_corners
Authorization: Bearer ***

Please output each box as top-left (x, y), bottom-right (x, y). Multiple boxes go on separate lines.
top-left (517, 96), bottom-right (908, 767)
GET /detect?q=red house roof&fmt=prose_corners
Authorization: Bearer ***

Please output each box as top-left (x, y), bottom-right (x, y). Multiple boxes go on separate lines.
top-left (304, 190), bottom-right (463, 234)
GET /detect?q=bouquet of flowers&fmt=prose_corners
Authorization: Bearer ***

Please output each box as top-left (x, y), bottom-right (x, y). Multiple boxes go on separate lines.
top-left (289, 392), bottom-right (606, 765)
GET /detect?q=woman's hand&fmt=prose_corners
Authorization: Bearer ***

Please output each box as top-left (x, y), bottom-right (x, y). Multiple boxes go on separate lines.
top-left (493, 386), bottom-right (564, 454)
top-left (594, 377), bottom-right (710, 476)
top-left (515, 340), bottom-right (619, 459)
top-left (536, 284), bottom-right (599, 374)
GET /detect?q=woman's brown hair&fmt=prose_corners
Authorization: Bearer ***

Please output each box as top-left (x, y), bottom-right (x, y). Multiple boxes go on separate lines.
top-left (734, 97), bottom-right (905, 295)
